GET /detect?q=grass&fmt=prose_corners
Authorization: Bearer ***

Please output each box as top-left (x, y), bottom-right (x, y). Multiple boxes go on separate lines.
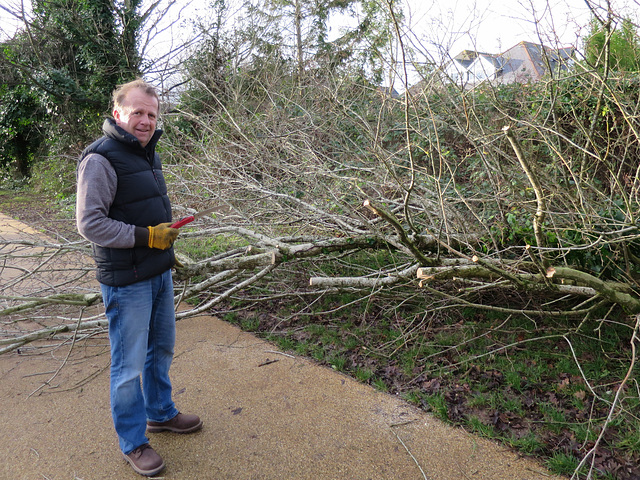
top-left (617, 429), bottom-right (640, 454)
top-left (424, 393), bottom-right (449, 421)
top-left (354, 367), bottom-right (375, 383)
top-left (546, 452), bottom-right (584, 476)
top-left (510, 432), bottom-right (546, 455)
top-left (178, 233), bottom-right (249, 261)
top-left (328, 353), bottom-right (348, 372)
top-left (371, 377), bottom-right (388, 392)
top-left (218, 286), bottom-right (640, 480)
top-left (468, 415), bottom-right (495, 437)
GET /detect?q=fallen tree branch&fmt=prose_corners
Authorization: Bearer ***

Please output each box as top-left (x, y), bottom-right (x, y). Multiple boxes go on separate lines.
top-left (415, 261), bottom-right (640, 313)
top-left (175, 230), bottom-right (390, 280)
top-left (364, 200), bottom-right (439, 266)
top-left (176, 263), bottom-right (278, 318)
top-left (547, 266), bottom-right (640, 314)
top-left (0, 318), bottom-right (108, 354)
top-left (503, 125), bottom-right (548, 266)
top-left (310, 264), bottom-right (419, 288)
top-left (0, 293), bottom-right (101, 316)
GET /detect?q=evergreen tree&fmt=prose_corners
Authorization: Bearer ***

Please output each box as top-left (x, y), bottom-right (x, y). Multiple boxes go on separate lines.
top-left (246, 0), bottom-right (399, 83)
top-left (585, 16), bottom-right (640, 72)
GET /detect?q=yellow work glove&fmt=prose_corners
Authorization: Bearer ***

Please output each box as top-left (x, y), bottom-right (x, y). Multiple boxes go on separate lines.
top-left (147, 222), bottom-right (179, 250)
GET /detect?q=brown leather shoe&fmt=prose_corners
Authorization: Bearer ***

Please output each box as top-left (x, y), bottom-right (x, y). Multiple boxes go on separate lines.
top-left (147, 412), bottom-right (203, 434)
top-left (124, 444), bottom-right (165, 477)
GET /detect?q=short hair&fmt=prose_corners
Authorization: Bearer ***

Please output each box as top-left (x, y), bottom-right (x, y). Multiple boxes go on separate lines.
top-left (112, 78), bottom-right (159, 111)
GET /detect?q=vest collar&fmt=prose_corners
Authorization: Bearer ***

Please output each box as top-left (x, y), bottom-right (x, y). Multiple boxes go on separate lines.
top-left (102, 118), bottom-right (163, 154)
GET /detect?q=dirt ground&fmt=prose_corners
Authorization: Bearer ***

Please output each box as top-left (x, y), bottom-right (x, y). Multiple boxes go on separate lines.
top-left (0, 212), bottom-right (568, 480)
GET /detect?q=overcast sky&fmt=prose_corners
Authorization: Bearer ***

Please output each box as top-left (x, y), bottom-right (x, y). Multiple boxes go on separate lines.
top-left (401, 0), bottom-right (637, 55)
top-left (2, 0), bottom-right (636, 51)
top-left (2, 0), bottom-right (638, 87)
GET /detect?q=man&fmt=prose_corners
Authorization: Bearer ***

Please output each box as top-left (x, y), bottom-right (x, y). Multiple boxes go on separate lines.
top-left (76, 79), bottom-right (202, 477)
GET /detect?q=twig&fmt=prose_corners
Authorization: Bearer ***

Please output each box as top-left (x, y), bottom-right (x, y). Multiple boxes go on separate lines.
top-left (263, 350), bottom-right (295, 358)
top-left (390, 426), bottom-right (429, 480)
top-left (22, 370), bottom-right (57, 378)
top-left (389, 419), bottom-right (416, 428)
top-left (571, 314), bottom-right (640, 479)
top-left (28, 307), bottom-right (86, 397)
top-left (176, 264), bottom-right (277, 319)
top-left (525, 466), bottom-right (552, 477)
top-left (257, 359), bottom-right (279, 367)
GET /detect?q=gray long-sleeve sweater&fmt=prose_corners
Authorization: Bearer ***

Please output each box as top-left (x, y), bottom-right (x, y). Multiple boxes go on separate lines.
top-left (76, 153), bottom-right (140, 249)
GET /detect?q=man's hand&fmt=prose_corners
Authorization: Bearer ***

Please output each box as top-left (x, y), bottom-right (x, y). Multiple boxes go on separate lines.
top-left (148, 222), bottom-right (179, 250)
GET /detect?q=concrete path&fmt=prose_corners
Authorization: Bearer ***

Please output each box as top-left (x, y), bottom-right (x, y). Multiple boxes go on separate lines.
top-left (0, 212), bottom-right (566, 480)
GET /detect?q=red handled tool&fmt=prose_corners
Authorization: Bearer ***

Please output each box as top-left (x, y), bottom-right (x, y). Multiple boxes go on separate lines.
top-left (170, 206), bottom-right (218, 228)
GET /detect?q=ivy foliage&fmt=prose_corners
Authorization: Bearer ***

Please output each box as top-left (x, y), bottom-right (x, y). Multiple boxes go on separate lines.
top-left (0, 0), bottom-right (143, 178)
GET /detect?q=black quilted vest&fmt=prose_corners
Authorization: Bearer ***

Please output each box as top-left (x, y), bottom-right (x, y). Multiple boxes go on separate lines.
top-left (80, 119), bottom-right (174, 286)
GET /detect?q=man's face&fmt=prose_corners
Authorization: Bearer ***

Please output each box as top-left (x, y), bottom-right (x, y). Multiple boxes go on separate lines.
top-left (113, 88), bottom-right (159, 147)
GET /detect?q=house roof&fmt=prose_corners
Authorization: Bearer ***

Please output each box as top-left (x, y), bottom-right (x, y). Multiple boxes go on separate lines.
top-left (475, 53), bottom-right (505, 69)
top-left (453, 50), bottom-right (492, 68)
top-left (409, 41), bottom-right (576, 94)
top-left (450, 41), bottom-right (576, 87)
top-left (500, 41), bottom-right (575, 84)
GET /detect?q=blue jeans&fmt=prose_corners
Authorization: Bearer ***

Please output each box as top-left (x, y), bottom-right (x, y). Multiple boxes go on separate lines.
top-left (101, 269), bottom-right (179, 454)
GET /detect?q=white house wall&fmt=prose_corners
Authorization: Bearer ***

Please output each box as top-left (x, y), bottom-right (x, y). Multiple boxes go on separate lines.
top-left (467, 56), bottom-right (499, 83)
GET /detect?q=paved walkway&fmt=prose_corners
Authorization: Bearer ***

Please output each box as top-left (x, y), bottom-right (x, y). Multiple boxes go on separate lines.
top-left (0, 213), bottom-right (566, 479)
